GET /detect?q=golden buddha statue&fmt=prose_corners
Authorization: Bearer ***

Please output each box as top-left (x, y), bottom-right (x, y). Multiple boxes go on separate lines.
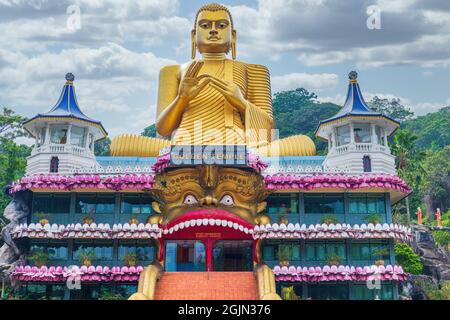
top-left (111, 3), bottom-right (315, 157)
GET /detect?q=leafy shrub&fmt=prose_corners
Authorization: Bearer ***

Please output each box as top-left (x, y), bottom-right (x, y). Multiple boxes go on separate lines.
top-left (321, 215), bottom-right (339, 225)
top-left (98, 287), bottom-right (127, 300)
top-left (432, 230), bottom-right (450, 249)
top-left (394, 243), bottom-right (423, 275)
top-left (365, 214), bottom-right (382, 224)
top-left (416, 280), bottom-right (450, 300)
top-left (427, 282), bottom-right (450, 300)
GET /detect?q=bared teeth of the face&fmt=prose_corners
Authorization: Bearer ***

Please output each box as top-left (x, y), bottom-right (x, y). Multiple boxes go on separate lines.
top-left (215, 219), bottom-right (221, 226)
top-left (163, 229), bottom-right (168, 234)
top-left (249, 229), bottom-right (254, 234)
top-left (174, 224), bottom-right (179, 232)
top-left (221, 220), bottom-right (227, 227)
top-left (233, 223), bottom-right (239, 230)
top-left (209, 219), bottom-right (215, 226)
top-left (183, 221), bottom-right (190, 228)
top-left (202, 218), bottom-right (209, 226)
top-left (196, 219), bottom-right (203, 226)
top-left (238, 225), bottom-right (244, 231)
top-left (227, 221), bottom-right (233, 228)
top-left (169, 227), bottom-right (174, 234)
top-left (179, 222), bottom-right (184, 229)
top-left (243, 228), bottom-right (249, 234)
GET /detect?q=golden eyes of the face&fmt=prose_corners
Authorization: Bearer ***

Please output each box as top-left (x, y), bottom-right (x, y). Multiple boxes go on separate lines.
top-left (183, 194), bottom-right (198, 205)
top-left (219, 195), bottom-right (234, 206)
top-left (198, 21), bottom-right (229, 29)
top-left (217, 21), bottom-right (228, 29)
top-left (200, 22), bottom-right (211, 29)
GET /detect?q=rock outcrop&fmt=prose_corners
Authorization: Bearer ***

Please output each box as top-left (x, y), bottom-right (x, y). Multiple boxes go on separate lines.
top-left (412, 225), bottom-right (450, 282)
top-left (0, 191), bottom-right (31, 285)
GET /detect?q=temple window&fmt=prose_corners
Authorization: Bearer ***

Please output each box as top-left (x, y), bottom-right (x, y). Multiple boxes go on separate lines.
top-left (70, 285), bottom-right (101, 300)
top-left (336, 125), bottom-right (350, 146)
top-left (351, 240), bottom-right (390, 265)
top-left (118, 241), bottom-right (156, 266)
top-left (72, 241), bottom-right (114, 262)
top-left (23, 284), bottom-right (66, 300)
top-left (88, 133), bottom-right (94, 150)
top-left (308, 283), bottom-right (349, 300)
top-left (376, 126), bottom-right (385, 145)
top-left (352, 282), bottom-right (393, 300)
top-left (29, 242), bottom-right (68, 263)
top-left (37, 127), bottom-right (46, 146)
top-left (266, 193), bottom-right (299, 215)
top-left (262, 241), bottom-right (301, 267)
top-left (50, 156), bottom-right (59, 173)
top-left (304, 194), bottom-right (344, 214)
top-left (305, 240), bottom-right (347, 264)
top-left (75, 194), bottom-right (115, 215)
top-left (33, 194), bottom-right (71, 214)
top-left (363, 155), bottom-right (372, 172)
top-left (348, 194), bottom-right (385, 215)
top-left (121, 194), bottom-right (152, 215)
top-left (70, 126), bottom-right (86, 147)
top-left (353, 123), bottom-right (371, 143)
top-left (50, 125), bottom-right (68, 144)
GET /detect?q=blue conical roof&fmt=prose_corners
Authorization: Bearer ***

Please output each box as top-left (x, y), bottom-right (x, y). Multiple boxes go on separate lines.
top-left (24, 73), bottom-right (107, 138)
top-left (316, 71), bottom-right (399, 131)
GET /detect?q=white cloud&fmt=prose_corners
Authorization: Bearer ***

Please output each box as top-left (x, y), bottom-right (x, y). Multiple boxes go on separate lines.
top-left (0, 43), bottom-right (176, 137)
top-left (271, 72), bottom-right (339, 93)
top-left (230, 0), bottom-right (450, 67)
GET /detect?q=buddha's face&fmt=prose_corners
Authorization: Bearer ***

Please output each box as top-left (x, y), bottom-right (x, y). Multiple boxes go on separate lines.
top-left (195, 10), bottom-right (232, 54)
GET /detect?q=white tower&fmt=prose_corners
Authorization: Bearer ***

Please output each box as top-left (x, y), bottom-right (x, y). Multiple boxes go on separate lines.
top-left (23, 73), bottom-right (107, 175)
top-left (316, 71), bottom-right (399, 174)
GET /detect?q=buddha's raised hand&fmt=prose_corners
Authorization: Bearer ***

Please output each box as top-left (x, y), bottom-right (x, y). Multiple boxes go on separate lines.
top-left (178, 61), bottom-right (209, 101)
top-left (208, 75), bottom-right (248, 113)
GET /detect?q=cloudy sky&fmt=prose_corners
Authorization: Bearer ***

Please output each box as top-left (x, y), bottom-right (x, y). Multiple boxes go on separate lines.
top-left (1, 0), bottom-right (450, 142)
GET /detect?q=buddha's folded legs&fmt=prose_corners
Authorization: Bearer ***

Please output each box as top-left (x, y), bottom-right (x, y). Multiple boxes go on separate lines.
top-left (110, 133), bottom-right (316, 157)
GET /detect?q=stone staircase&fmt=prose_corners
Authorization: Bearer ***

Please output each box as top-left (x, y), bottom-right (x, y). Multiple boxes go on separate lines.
top-left (154, 272), bottom-right (259, 300)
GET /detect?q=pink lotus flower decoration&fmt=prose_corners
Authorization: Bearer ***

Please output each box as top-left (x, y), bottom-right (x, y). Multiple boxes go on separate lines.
top-left (253, 223), bottom-right (412, 241)
top-left (9, 174), bottom-right (155, 193)
top-left (12, 265), bottom-right (144, 282)
top-left (264, 173), bottom-right (411, 193)
top-left (273, 264), bottom-right (408, 282)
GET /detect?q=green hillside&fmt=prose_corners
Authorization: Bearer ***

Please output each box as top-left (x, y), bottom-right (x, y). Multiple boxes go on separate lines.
top-left (402, 106), bottom-right (450, 150)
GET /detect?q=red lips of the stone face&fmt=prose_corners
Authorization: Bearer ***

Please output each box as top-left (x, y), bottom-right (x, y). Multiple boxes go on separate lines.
top-left (162, 209), bottom-right (254, 240)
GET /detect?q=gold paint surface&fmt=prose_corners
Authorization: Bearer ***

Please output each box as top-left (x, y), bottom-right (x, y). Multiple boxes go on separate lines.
top-left (149, 166), bottom-right (271, 225)
top-left (110, 4), bottom-right (316, 157)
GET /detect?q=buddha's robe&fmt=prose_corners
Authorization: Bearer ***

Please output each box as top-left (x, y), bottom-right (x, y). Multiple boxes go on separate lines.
top-left (159, 59), bottom-right (273, 148)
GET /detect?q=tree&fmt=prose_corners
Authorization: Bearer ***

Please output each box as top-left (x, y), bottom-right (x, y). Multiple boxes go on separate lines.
top-left (273, 88), bottom-right (340, 154)
top-left (394, 243), bottom-right (423, 275)
top-left (273, 88), bottom-right (318, 114)
top-left (0, 107), bottom-right (28, 139)
top-left (368, 96), bottom-right (414, 122)
top-left (402, 106), bottom-right (450, 150)
top-left (390, 129), bottom-right (425, 222)
top-left (0, 138), bottom-right (31, 214)
top-left (142, 124), bottom-right (157, 137)
top-left (94, 138), bottom-right (111, 156)
top-left (0, 108), bottom-right (31, 215)
top-left (419, 146), bottom-right (450, 214)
